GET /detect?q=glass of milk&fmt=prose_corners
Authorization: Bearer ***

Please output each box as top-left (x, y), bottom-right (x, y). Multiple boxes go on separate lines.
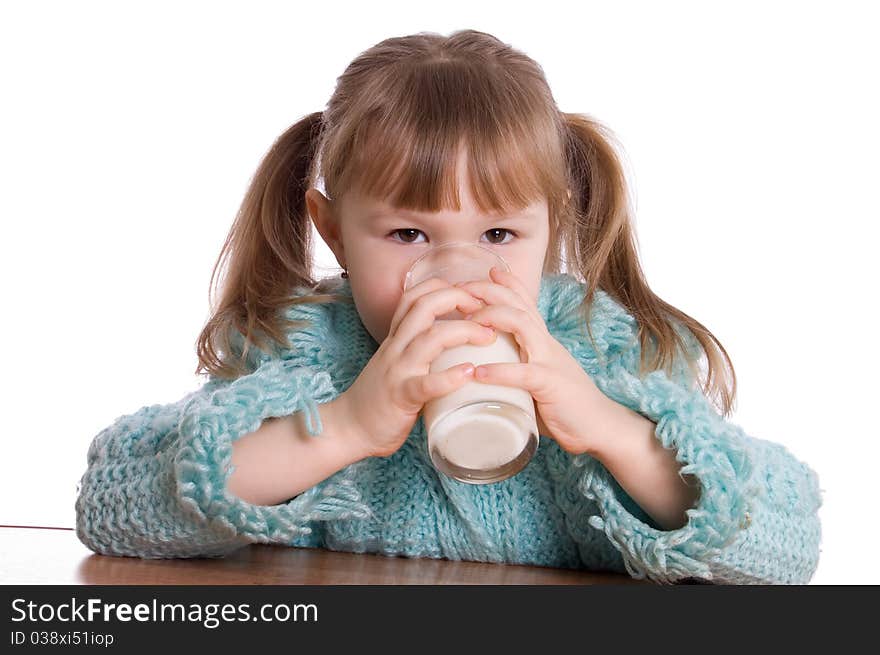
top-left (403, 242), bottom-right (539, 485)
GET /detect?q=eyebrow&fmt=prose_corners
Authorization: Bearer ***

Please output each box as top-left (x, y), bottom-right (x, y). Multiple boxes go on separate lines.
top-left (367, 207), bottom-right (534, 224)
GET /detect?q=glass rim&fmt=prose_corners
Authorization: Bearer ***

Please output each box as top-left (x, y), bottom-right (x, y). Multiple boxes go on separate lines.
top-left (402, 241), bottom-right (512, 292)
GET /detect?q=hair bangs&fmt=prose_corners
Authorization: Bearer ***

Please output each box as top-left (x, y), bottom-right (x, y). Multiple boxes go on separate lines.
top-left (335, 60), bottom-right (568, 219)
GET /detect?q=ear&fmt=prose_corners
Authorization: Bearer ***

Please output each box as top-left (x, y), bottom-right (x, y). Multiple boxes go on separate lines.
top-left (305, 188), bottom-right (346, 268)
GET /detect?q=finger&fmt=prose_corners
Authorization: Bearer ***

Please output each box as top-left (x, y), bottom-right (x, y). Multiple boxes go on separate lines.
top-left (399, 319), bottom-right (497, 371)
top-left (473, 361), bottom-right (550, 399)
top-left (455, 277), bottom-right (527, 314)
top-left (402, 361), bottom-right (476, 407)
top-left (465, 304), bottom-right (544, 364)
top-left (388, 277), bottom-right (478, 337)
top-left (388, 276), bottom-right (447, 338)
top-left (387, 288), bottom-right (484, 357)
top-left (489, 266), bottom-right (535, 304)
top-left (456, 270), bottom-right (541, 323)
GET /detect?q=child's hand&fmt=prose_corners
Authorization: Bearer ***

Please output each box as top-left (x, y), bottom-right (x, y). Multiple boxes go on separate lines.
top-left (454, 266), bottom-right (610, 455)
top-left (339, 277), bottom-right (498, 459)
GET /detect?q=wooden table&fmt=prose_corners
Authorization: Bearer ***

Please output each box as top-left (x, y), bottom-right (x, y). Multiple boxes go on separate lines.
top-left (1, 526), bottom-right (650, 585)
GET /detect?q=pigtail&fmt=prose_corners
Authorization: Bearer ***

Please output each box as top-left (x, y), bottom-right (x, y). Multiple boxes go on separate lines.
top-left (562, 112), bottom-right (736, 417)
top-left (195, 111), bottom-right (345, 381)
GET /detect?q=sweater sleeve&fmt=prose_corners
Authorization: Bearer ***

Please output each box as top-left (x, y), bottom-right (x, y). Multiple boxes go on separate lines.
top-left (563, 334), bottom-right (824, 585)
top-left (74, 358), bottom-right (374, 559)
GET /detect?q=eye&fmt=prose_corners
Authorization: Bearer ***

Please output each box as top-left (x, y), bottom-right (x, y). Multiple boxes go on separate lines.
top-left (388, 228), bottom-right (426, 244)
top-left (388, 228), bottom-right (517, 245)
top-left (483, 228), bottom-right (516, 245)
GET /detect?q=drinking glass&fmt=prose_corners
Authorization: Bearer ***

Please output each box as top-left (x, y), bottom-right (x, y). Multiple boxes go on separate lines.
top-left (403, 242), bottom-right (539, 484)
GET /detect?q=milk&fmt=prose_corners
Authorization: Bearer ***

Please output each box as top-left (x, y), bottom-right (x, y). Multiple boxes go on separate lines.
top-left (422, 330), bottom-right (538, 471)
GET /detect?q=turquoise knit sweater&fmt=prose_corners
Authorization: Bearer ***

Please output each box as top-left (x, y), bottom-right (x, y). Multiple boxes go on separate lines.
top-left (75, 273), bottom-right (823, 584)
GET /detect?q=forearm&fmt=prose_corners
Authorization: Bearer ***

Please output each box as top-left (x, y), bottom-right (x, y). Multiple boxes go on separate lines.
top-left (226, 396), bottom-right (371, 507)
top-left (582, 395), bottom-right (701, 531)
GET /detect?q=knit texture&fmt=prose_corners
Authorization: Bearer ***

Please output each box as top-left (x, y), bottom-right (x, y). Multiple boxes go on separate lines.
top-left (75, 273), bottom-right (823, 584)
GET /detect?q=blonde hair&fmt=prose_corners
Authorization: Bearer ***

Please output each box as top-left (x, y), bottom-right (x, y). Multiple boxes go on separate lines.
top-left (195, 29), bottom-right (737, 417)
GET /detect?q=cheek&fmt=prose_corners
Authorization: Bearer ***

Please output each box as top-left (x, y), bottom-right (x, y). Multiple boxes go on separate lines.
top-left (351, 276), bottom-right (405, 340)
top-left (377, 289), bottom-right (403, 325)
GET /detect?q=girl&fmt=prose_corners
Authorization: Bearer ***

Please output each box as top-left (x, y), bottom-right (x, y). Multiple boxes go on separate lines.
top-left (75, 29), bottom-right (822, 584)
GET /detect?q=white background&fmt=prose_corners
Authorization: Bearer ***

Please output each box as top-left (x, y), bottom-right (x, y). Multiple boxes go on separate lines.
top-left (2, 1), bottom-right (876, 584)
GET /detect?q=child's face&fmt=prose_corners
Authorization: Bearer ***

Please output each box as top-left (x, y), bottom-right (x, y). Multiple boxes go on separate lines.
top-left (306, 157), bottom-right (550, 346)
